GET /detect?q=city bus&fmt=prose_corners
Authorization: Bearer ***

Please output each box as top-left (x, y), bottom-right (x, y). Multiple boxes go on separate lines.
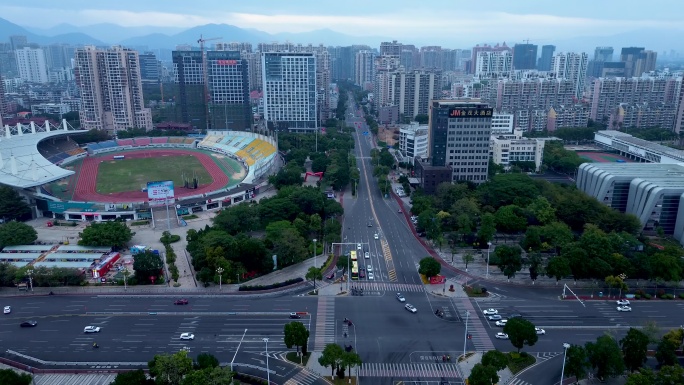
top-left (351, 261), bottom-right (359, 280)
top-left (350, 250), bottom-right (357, 262)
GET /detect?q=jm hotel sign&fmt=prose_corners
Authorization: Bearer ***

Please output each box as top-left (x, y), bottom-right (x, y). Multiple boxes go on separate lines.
top-left (448, 107), bottom-right (494, 118)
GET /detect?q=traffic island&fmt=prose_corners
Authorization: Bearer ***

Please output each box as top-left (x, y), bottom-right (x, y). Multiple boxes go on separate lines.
top-left (507, 352), bottom-right (536, 374)
top-left (285, 352), bottom-right (311, 366)
top-left (324, 376), bottom-right (358, 385)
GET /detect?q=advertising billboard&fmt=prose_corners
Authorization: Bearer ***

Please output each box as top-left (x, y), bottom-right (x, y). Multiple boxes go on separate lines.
top-left (147, 181), bottom-right (175, 207)
top-left (448, 107), bottom-right (493, 119)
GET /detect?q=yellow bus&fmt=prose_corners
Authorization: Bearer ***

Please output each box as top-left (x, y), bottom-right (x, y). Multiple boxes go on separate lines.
top-left (351, 261), bottom-right (359, 280)
top-left (350, 250), bottom-right (357, 261)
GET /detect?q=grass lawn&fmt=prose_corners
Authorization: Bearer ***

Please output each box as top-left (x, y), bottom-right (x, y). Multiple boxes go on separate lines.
top-left (507, 352), bottom-right (536, 374)
top-left (95, 154), bottom-right (212, 194)
top-left (285, 352), bottom-right (310, 366)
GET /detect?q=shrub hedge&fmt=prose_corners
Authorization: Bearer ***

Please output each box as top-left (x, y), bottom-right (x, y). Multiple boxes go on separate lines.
top-left (238, 277), bottom-right (304, 291)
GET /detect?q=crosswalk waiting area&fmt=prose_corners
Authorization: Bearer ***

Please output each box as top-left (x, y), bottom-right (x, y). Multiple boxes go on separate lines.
top-left (357, 362), bottom-right (461, 378)
top-left (349, 282), bottom-right (425, 292)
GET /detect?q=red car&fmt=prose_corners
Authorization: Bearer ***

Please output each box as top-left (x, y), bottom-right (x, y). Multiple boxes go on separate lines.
top-left (359, 269), bottom-right (366, 278)
top-left (174, 299), bottom-right (189, 305)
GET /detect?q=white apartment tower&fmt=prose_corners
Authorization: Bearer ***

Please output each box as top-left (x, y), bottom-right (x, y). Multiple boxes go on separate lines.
top-left (15, 47), bottom-right (49, 83)
top-left (475, 51), bottom-right (513, 77)
top-left (355, 50), bottom-right (375, 88)
top-left (262, 52), bottom-right (318, 132)
top-left (551, 52), bottom-right (588, 98)
top-left (74, 46), bottom-right (152, 133)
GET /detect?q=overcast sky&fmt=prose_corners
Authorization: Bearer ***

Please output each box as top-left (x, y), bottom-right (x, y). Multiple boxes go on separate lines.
top-left (3, 0), bottom-right (683, 47)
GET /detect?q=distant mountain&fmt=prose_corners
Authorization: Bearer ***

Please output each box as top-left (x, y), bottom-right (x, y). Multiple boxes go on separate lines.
top-left (271, 28), bottom-right (390, 46)
top-left (119, 23), bottom-right (268, 49)
top-left (25, 23), bottom-right (185, 44)
top-left (0, 18), bottom-right (105, 46)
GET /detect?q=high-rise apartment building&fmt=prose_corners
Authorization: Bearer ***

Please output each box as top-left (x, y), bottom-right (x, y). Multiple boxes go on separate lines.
top-left (355, 50), bottom-right (375, 88)
top-left (551, 52), bottom-right (588, 98)
top-left (74, 46), bottom-right (152, 133)
top-left (420, 46), bottom-right (442, 69)
top-left (139, 52), bottom-right (160, 84)
top-left (9, 35), bottom-right (27, 50)
top-left (589, 76), bottom-right (681, 124)
top-left (594, 47), bottom-right (614, 62)
top-left (380, 41), bottom-right (403, 56)
top-left (373, 55), bottom-right (402, 108)
top-left (388, 69), bottom-right (441, 119)
top-left (329, 46), bottom-right (354, 81)
top-left (620, 47), bottom-right (657, 77)
top-left (262, 52), bottom-right (317, 132)
top-left (427, 99), bottom-right (493, 185)
top-left (537, 45), bottom-right (555, 71)
top-left (15, 47), bottom-right (49, 83)
top-left (470, 43), bottom-right (511, 74)
top-left (475, 51), bottom-right (513, 77)
top-left (513, 43), bottom-right (538, 70)
top-left (172, 50), bottom-right (206, 129)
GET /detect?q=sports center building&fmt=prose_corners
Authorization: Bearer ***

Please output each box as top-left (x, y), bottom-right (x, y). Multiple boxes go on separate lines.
top-left (0, 120), bottom-right (278, 227)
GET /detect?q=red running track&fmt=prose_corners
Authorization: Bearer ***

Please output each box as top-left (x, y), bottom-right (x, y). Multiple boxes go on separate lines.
top-left (72, 149), bottom-right (229, 203)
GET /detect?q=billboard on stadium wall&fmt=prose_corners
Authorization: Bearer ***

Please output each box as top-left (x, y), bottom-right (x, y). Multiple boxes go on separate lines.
top-left (147, 181), bottom-right (175, 207)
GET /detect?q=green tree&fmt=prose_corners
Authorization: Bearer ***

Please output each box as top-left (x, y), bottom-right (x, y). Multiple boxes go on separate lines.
top-left (656, 365), bottom-right (684, 385)
top-left (195, 353), bottom-right (219, 370)
top-left (564, 345), bottom-right (589, 382)
top-left (494, 205), bottom-right (528, 233)
top-left (318, 343), bottom-right (344, 377)
top-left (133, 250), bottom-right (164, 284)
top-left (540, 222), bottom-right (574, 254)
top-left (620, 328), bottom-right (649, 372)
top-left (305, 266), bottom-right (323, 291)
top-left (462, 253), bottom-right (475, 271)
top-left (180, 367), bottom-right (234, 385)
top-left (0, 221), bottom-right (37, 248)
top-left (112, 369), bottom-right (154, 385)
top-left (477, 213), bottom-right (496, 243)
top-left (212, 204), bottom-right (260, 235)
top-left (418, 257), bottom-right (441, 278)
top-left (148, 350), bottom-right (194, 385)
top-left (468, 363), bottom-right (499, 385)
top-left (495, 245), bottom-right (523, 280)
top-left (502, 318), bottom-right (538, 353)
top-left (79, 221), bottom-right (133, 248)
top-left (339, 350), bottom-right (362, 379)
top-left (0, 369), bottom-right (32, 385)
top-left (0, 187), bottom-right (31, 221)
top-left (655, 336), bottom-right (679, 366)
top-left (626, 368), bottom-right (655, 385)
top-left (481, 350), bottom-right (508, 371)
top-left (526, 196), bottom-right (556, 225)
top-left (284, 321), bottom-right (311, 356)
top-left (585, 335), bottom-right (625, 380)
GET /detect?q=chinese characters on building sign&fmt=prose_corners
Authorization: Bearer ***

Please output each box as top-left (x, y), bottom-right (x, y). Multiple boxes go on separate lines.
top-left (448, 108), bottom-right (493, 118)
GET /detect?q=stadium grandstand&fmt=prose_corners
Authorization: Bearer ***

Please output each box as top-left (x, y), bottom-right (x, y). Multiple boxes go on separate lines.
top-left (198, 131), bottom-right (278, 184)
top-left (0, 120), bottom-right (87, 188)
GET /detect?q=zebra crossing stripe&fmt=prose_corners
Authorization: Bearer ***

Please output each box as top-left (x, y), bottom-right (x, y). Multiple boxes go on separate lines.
top-left (358, 363), bottom-right (461, 378)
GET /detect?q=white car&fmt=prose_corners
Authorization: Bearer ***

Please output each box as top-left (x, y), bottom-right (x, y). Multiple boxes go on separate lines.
top-left (368, 273), bottom-right (374, 280)
top-left (495, 320), bottom-right (508, 327)
top-left (495, 333), bottom-right (509, 339)
top-left (364, 252), bottom-right (370, 259)
top-left (617, 306), bottom-right (632, 312)
top-left (83, 326), bottom-right (101, 333)
top-left (488, 315), bottom-right (502, 321)
top-left (616, 299), bottom-right (630, 306)
top-left (405, 304), bottom-right (417, 313)
top-left (374, 233), bottom-right (379, 240)
top-left (396, 293), bottom-right (405, 302)
top-left (3, 306), bottom-right (10, 314)
top-left (483, 309), bottom-right (498, 315)
top-left (357, 243), bottom-right (362, 250)
top-left (367, 265), bottom-right (373, 272)
top-left (535, 327), bottom-right (546, 335)
top-left (180, 333), bottom-right (195, 340)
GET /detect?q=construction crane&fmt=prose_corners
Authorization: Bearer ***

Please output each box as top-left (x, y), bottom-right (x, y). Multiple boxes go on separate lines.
top-left (198, 35), bottom-right (222, 130)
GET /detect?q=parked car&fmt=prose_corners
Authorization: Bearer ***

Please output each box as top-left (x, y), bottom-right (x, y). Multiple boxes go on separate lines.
top-left (174, 299), bottom-right (189, 305)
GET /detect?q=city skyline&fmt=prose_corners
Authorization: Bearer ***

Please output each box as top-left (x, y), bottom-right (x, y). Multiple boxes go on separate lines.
top-left (1, 1), bottom-right (683, 51)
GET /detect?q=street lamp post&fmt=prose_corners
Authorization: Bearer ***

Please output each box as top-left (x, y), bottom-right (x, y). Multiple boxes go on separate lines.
top-left (313, 239), bottom-right (317, 268)
top-left (462, 310), bottom-right (470, 358)
top-left (230, 329), bottom-right (248, 372)
top-left (216, 267), bottom-right (224, 290)
top-left (485, 241), bottom-right (492, 279)
top-left (263, 338), bottom-right (270, 385)
top-left (560, 342), bottom-right (570, 385)
top-left (123, 269), bottom-right (130, 291)
top-left (26, 269), bottom-right (34, 292)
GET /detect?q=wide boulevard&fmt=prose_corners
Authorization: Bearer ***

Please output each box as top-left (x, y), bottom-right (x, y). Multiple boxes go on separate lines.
top-left (2, 98), bottom-right (684, 385)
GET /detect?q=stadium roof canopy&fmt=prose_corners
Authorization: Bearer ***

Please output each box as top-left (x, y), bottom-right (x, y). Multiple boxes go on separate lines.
top-left (0, 120), bottom-right (87, 188)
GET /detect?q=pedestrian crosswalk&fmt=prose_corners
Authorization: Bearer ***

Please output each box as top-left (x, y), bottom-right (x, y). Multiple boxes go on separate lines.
top-left (453, 299), bottom-right (495, 352)
top-left (350, 282), bottom-right (425, 292)
top-left (507, 379), bottom-right (533, 385)
top-left (357, 362), bottom-right (461, 378)
top-left (313, 296), bottom-right (336, 351)
top-left (283, 367), bottom-right (321, 385)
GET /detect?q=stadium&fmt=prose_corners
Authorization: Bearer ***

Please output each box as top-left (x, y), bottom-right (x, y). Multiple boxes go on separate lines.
top-left (0, 121), bottom-right (279, 228)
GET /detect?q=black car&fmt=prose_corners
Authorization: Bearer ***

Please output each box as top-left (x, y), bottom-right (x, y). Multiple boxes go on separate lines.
top-left (20, 321), bottom-right (38, 327)
top-left (174, 299), bottom-right (189, 305)
top-left (289, 313), bottom-right (301, 319)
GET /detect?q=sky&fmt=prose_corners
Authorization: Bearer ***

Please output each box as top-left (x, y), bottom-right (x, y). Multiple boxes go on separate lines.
top-left (2, 0), bottom-right (684, 48)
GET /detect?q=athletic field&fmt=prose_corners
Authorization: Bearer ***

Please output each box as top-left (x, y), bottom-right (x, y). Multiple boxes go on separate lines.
top-left (95, 153), bottom-right (212, 194)
top-left (577, 152), bottom-right (633, 163)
